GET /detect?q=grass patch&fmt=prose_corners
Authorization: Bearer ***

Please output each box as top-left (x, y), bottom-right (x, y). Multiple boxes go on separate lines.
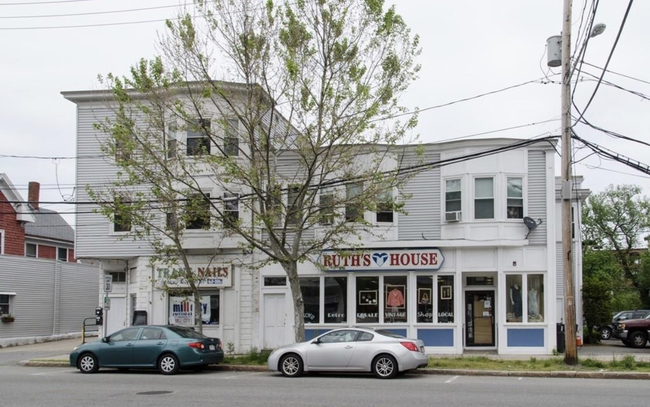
top-left (426, 355), bottom-right (650, 372)
top-left (223, 347), bottom-right (270, 365)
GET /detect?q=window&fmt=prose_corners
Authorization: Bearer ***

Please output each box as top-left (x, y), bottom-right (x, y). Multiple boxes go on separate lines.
top-left (437, 275), bottom-right (454, 323)
top-left (0, 294), bottom-right (13, 315)
top-left (345, 182), bottom-right (363, 222)
top-left (109, 271), bottom-right (126, 283)
top-left (416, 276), bottom-right (433, 323)
top-left (0, 230), bottom-right (3, 254)
top-left (223, 193), bottom-right (239, 228)
top-left (318, 330), bottom-right (358, 343)
top-left (356, 276), bottom-right (378, 323)
top-left (319, 190), bottom-right (334, 225)
top-left (166, 211), bottom-right (178, 231)
top-left (187, 118), bottom-right (211, 156)
top-left (445, 179), bottom-right (461, 212)
top-left (224, 118), bottom-right (239, 156)
top-left (287, 185), bottom-right (301, 225)
top-left (264, 277), bottom-right (286, 286)
top-left (114, 137), bottom-right (131, 162)
top-left (324, 277), bottom-right (347, 323)
top-left (507, 274), bottom-right (544, 323)
top-left (201, 293), bottom-right (220, 325)
top-left (57, 247), bottom-right (68, 262)
top-left (384, 276), bottom-right (407, 323)
top-left (113, 196), bottom-right (132, 232)
top-left (507, 177), bottom-right (523, 219)
top-left (166, 139), bottom-right (177, 159)
top-left (300, 277), bottom-right (320, 324)
top-left (376, 191), bottom-right (394, 223)
top-left (25, 243), bottom-right (37, 258)
top-left (109, 327), bottom-right (140, 341)
top-left (474, 177), bottom-right (494, 219)
top-left (141, 328), bottom-right (166, 340)
top-left (186, 193), bottom-right (211, 230)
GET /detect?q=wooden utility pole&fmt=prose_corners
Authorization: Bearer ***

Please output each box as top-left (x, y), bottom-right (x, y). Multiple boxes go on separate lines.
top-left (560, 0), bottom-right (578, 365)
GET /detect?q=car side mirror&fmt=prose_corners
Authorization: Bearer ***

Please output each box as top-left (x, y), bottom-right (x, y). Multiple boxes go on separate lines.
top-left (312, 338), bottom-right (321, 345)
top-left (101, 337), bottom-right (109, 343)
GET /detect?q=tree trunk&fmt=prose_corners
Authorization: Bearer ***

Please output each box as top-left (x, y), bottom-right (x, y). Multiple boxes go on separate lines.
top-left (284, 261), bottom-right (305, 343)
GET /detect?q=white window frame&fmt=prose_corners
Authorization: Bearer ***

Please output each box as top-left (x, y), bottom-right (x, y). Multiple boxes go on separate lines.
top-left (318, 189), bottom-right (335, 225)
top-left (473, 176), bottom-right (495, 220)
top-left (186, 118), bottom-right (211, 156)
top-left (57, 247), bottom-right (68, 262)
top-left (345, 182), bottom-right (364, 223)
top-left (25, 242), bottom-right (37, 258)
top-left (112, 195), bottom-right (132, 234)
top-left (375, 190), bottom-right (394, 224)
top-left (223, 193), bottom-right (239, 228)
top-left (444, 178), bottom-right (462, 216)
top-left (0, 292), bottom-right (16, 316)
top-left (224, 118), bottom-right (240, 157)
top-left (0, 229), bottom-right (4, 255)
top-left (506, 176), bottom-right (525, 220)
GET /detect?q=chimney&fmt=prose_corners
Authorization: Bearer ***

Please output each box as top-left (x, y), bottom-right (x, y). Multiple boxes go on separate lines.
top-left (28, 181), bottom-right (40, 210)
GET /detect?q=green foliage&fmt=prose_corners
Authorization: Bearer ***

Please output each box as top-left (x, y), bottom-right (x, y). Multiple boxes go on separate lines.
top-left (223, 347), bottom-right (271, 365)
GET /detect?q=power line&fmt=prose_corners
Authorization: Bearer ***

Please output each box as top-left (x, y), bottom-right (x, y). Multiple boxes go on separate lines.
top-left (0, 3), bottom-right (185, 19)
top-left (581, 61), bottom-right (650, 86)
top-left (0, 0), bottom-right (95, 5)
top-left (0, 16), bottom-right (177, 30)
top-left (572, 0), bottom-right (634, 127)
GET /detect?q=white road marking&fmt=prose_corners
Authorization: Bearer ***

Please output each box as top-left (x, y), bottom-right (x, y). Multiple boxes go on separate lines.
top-left (444, 375), bottom-right (459, 383)
top-left (31, 370), bottom-right (74, 376)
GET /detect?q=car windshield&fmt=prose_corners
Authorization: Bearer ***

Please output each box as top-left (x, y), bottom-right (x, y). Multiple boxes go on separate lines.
top-left (167, 326), bottom-right (209, 339)
top-left (375, 329), bottom-right (406, 339)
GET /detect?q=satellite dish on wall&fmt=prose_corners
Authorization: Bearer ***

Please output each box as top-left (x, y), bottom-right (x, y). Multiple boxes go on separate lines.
top-left (523, 217), bottom-right (543, 239)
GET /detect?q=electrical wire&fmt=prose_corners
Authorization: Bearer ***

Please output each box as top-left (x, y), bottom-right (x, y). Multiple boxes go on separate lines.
top-left (0, 3), bottom-right (186, 19)
top-left (580, 61), bottom-right (650, 86)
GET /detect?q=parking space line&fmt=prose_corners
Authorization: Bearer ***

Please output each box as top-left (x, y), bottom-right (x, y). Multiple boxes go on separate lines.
top-left (444, 375), bottom-right (459, 383)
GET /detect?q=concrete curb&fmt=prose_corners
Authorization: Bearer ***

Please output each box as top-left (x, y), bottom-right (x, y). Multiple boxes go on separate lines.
top-left (19, 359), bottom-right (650, 379)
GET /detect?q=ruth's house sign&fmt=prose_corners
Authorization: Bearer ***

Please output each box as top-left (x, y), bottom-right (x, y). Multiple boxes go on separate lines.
top-left (319, 248), bottom-right (444, 271)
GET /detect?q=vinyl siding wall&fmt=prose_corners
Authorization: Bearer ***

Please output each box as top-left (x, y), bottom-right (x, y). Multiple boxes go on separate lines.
top-left (398, 151), bottom-right (441, 240)
top-left (527, 150), bottom-right (547, 245)
top-left (0, 255), bottom-right (99, 339)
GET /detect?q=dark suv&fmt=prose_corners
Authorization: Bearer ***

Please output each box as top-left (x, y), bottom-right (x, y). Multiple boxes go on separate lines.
top-left (600, 310), bottom-right (650, 340)
top-left (614, 313), bottom-right (650, 348)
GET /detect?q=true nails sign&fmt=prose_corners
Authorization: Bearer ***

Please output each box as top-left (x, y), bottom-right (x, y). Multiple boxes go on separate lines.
top-left (320, 248), bottom-right (444, 271)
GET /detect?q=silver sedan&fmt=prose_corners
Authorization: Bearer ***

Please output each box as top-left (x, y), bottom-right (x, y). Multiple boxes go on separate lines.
top-left (267, 327), bottom-right (428, 379)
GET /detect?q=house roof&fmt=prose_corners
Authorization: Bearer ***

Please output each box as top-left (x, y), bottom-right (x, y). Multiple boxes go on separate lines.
top-left (24, 208), bottom-right (74, 243)
top-left (0, 173), bottom-right (35, 224)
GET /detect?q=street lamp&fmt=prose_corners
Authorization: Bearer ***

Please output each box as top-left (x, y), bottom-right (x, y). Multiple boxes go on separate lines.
top-left (547, 0), bottom-right (606, 365)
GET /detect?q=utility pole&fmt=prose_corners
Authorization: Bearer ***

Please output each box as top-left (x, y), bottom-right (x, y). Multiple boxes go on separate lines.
top-left (560, 0), bottom-right (578, 365)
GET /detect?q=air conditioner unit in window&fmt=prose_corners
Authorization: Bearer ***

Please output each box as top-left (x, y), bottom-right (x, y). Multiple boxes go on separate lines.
top-left (445, 211), bottom-right (462, 222)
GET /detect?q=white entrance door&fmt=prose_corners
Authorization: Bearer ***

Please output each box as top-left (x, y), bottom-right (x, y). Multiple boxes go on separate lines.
top-left (263, 294), bottom-right (286, 349)
top-left (106, 297), bottom-right (127, 336)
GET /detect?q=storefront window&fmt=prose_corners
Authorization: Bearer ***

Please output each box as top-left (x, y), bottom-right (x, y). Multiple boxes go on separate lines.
top-left (416, 276), bottom-right (433, 323)
top-left (528, 274), bottom-right (544, 322)
top-left (384, 276), bottom-right (407, 323)
top-left (169, 294), bottom-right (219, 326)
top-left (507, 275), bottom-right (523, 322)
top-left (437, 275), bottom-right (454, 323)
top-left (324, 277), bottom-right (347, 323)
top-left (356, 276), bottom-right (379, 323)
top-left (201, 292), bottom-right (220, 325)
top-left (300, 277), bottom-right (320, 324)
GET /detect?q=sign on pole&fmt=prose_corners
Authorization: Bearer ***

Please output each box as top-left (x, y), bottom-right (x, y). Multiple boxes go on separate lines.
top-left (104, 275), bottom-right (113, 293)
top-left (103, 296), bottom-right (111, 310)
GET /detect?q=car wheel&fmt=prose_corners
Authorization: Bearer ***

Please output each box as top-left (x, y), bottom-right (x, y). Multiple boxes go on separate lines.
top-left (600, 327), bottom-right (612, 340)
top-left (373, 354), bottom-right (398, 379)
top-left (158, 354), bottom-right (180, 375)
top-left (279, 354), bottom-right (303, 377)
top-left (629, 331), bottom-right (648, 348)
top-left (78, 353), bottom-right (99, 374)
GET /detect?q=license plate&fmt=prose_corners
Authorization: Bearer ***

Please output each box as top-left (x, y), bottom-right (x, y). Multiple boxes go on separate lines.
top-left (209, 345), bottom-right (215, 350)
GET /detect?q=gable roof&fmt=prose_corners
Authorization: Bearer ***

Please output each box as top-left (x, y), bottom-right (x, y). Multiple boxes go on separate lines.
top-left (24, 208), bottom-right (74, 243)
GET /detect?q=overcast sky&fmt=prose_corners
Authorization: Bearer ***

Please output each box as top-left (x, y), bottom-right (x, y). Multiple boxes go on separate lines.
top-left (2, 0), bottom-right (649, 227)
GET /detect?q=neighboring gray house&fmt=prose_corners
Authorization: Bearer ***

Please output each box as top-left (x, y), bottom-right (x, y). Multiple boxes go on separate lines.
top-left (0, 175), bottom-right (99, 345)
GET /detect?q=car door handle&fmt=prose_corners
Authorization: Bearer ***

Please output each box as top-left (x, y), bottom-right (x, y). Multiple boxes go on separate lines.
top-left (345, 345), bottom-right (353, 349)
top-left (157, 342), bottom-right (164, 345)
top-left (126, 343), bottom-right (134, 347)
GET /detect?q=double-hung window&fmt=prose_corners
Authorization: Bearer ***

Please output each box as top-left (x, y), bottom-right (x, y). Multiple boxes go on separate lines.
top-left (474, 177), bottom-right (494, 219)
top-left (445, 179), bottom-right (461, 213)
top-left (57, 248), bottom-right (68, 262)
top-left (345, 182), bottom-right (363, 222)
top-left (319, 189), bottom-right (334, 225)
top-left (224, 119), bottom-right (239, 156)
top-left (186, 193), bottom-right (211, 230)
top-left (287, 185), bottom-right (301, 226)
top-left (187, 119), bottom-right (211, 156)
top-left (25, 243), bottom-right (37, 258)
top-left (507, 177), bottom-right (524, 219)
top-left (113, 196), bottom-right (132, 232)
top-left (376, 190), bottom-right (394, 223)
top-left (223, 193), bottom-right (239, 228)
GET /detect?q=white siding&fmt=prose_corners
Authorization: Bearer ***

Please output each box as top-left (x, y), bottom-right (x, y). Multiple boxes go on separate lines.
top-left (398, 151), bottom-right (441, 240)
top-left (527, 150), bottom-right (547, 245)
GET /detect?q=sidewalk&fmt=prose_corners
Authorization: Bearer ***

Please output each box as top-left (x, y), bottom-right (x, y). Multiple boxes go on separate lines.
top-left (9, 338), bottom-right (650, 380)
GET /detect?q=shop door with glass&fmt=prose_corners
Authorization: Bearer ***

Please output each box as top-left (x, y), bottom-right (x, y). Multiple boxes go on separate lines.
top-left (465, 291), bottom-right (495, 347)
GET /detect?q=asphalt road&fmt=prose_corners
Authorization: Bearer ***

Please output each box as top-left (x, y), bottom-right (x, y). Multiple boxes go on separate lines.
top-left (0, 364), bottom-right (648, 407)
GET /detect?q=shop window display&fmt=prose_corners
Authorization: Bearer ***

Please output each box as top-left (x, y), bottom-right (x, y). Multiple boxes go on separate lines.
top-left (437, 275), bottom-right (454, 323)
top-left (384, 276), bottom-right (407, 323)
top-left (324, 277), bottom-right (347, 323)
top-left (356, 276), bottom-right (379, 323)
top-left (507, 275), bottom-right (523, 322)
top-left (528, 274), bottom-right (544, 322)
top-left (300, 277), bottom-right (320, 324)
top-left (416, 276), bottom-right (434, 323)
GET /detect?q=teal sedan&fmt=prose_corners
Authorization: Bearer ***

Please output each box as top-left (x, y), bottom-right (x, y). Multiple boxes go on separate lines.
top-left (70, 325), bottom-right (224, 375)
